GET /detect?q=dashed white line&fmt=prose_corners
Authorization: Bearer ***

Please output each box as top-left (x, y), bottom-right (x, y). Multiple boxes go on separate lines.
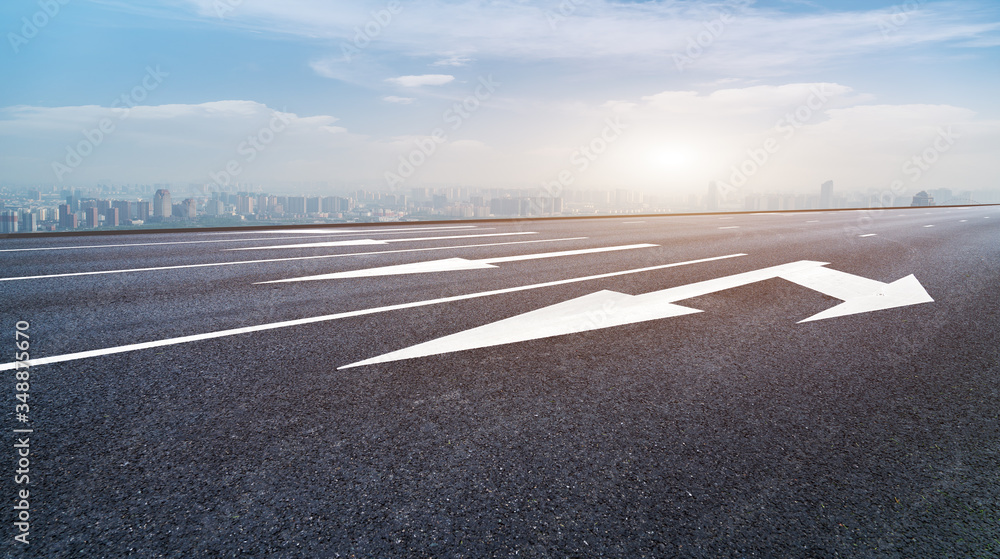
top-left (0, 225), bottom-right (484, 252)
top-left (719, 226), bottom-right (740, 230)
top-left (859, 234), bottom-right (877, 237)
top-left (227, 232), bottom-right (534, 251)
top-left (923, 225), bottom-right (935, 228)
top-left (0, 238), bottom-right (586, 282)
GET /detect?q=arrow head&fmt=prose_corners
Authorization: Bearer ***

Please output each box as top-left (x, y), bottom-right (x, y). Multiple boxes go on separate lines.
top-left (339, 290), bottom-right (701, 369)
top-left (798, 274), bottom-right (933, 323)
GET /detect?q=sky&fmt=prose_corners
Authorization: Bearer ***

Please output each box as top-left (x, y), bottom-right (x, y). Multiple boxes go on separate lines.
top-left (1, 0), bottom-right (998, 198)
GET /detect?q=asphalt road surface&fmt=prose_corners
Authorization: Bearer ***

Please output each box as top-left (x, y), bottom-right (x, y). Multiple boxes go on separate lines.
top-left (2, 207), bottom-right (999, 558)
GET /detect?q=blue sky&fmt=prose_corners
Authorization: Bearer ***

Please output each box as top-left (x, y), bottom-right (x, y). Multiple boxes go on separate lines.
top-left (2, 0), bottom-right (998, 196)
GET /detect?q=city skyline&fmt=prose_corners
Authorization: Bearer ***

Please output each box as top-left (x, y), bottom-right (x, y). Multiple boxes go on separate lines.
top-left (2, 178), bottom-right (991, 234)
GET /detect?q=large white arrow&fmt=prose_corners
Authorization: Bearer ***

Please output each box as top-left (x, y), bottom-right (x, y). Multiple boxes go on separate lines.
top-left (257, 244), bottom-right (658, 283)
top-left (339, 260), bottom-right (933, 369)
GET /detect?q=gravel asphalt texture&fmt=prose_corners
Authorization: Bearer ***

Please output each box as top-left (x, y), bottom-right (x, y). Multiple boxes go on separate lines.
top-left (1, 207), bottom-right (998, 558)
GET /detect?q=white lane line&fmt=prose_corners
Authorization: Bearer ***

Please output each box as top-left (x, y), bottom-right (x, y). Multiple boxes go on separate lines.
top-left (226, 232), bottom-right (534, 250)
top-left (923, 225), bottom-right (935, 228)
top-left (859, 234), bottom-right (878, 238)
top-left (0, 253), bottom-right (747, 371)
top-left (719, 226), bottom-right (740, 230)
top-left (960, 220), bottom-right (968, 223)
top-left (208, 225), bottom-right (478, 235)
top-left (806, 220), bottom-right (819, 223)
top-left (0, 226), bottom-right (484, 252)
top-left (0, 238), bottom-right (586, 282)
top-left (258, 244), bottom-right (659, 283)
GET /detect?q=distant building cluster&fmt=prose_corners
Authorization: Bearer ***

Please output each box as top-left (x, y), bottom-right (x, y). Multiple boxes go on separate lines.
top-left (0, 181), bottom-right (994, 234)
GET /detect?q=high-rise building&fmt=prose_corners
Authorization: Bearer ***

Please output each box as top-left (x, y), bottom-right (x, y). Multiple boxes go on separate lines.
top-left (489, 197), bottom-right (521, 216)
top-left (206, 199), bottom-right (225, 216)
top-left (911, 191), bottom-right (935, 207)
top-left (135, 201), bottom-right (151, 220)
top-left (104, 207), bottom-right (119, 227)
top-left (286, 196), bottom-right (306, 214)
top-left (0, 211), bottom-right (18, 233)
top-left (820, 180), bottom-right (834, 209)
top-left (112, 200), bottom-right (131, 221)
top-left (85, 207), bottom-right (100, 228)
top-left (237, 196), bottom-right (255, 215)
top-left (58, 204), bottom-right (74, 229)
top-left (19, 212), bottom-right (37, 232)
top-left (181, 198), bottom-right (197, 218)
top-left (153, 189), bottom-right (172, 218)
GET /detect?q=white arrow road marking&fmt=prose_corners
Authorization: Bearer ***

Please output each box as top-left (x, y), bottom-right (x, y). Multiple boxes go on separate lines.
top-left (340, 261), bottom-right (933, 369)
top-left (257, 244), bottom-right (658, 283)
top-left (0, 237), bottom-right (587, 282)
top-left (226, 231), bottom-right (536, 250)
top-left (785, 271), bottom-right (934, 323)
top-left (0, 253), bottom-right (746, 372)
top-left (339, 291), bottom-right (702, 369)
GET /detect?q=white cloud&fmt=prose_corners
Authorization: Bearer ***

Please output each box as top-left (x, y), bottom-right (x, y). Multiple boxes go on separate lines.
top-left (432, 55), bottom-right (474, 67)
top-left (175, 0), bottom-right (999, 77)
top-left (382, 96), bottom-right (415, 105)
top-left (386, 74), bottom-right (455, 87)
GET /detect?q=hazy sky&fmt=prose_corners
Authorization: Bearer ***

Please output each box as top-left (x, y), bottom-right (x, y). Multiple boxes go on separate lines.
top-left (1, 0), bottom-right (998, 197)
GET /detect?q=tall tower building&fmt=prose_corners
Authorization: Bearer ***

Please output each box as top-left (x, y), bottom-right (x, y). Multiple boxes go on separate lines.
top-left (820, 180), bottom-right (834, 209)
top-left (0, 211), bottom-right (18, 233)
top-left (19, 212), bottom-right (38, 232)
top-left (180, 198), bottom-right (197, 218)
top-left (58, 204), bottom-right (73, 229)
top-left (135, 201), bottom-right (151, 220)
top-left (153, 189), bottom-right (172, 218)
top-left (85, 207), bottom-right (100, 228)
top-left (112, 200), bottom-right (131, 220)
